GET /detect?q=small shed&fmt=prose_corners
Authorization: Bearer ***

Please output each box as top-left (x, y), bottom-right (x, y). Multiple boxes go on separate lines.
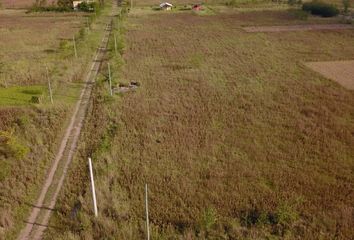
top-left (160, 2), bottom-right (173, 10)
top-left (73, 0), bottom-right (94, 10)
top-left (192, 4), bottom-right (202, 11)
top-left (73, 1), bottom-right (84, 10)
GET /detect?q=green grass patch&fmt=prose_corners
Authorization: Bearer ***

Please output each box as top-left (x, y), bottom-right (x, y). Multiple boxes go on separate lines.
top-left (0, 85), bottom-right (45, 106)
top-left (54, 82), bottom-right (84, 105)
top-left (0, 82), bottom-right (83, 107)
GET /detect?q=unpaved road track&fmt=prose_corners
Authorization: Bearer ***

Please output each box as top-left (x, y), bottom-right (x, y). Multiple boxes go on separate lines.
top-left (243, 24), bottom-right (354, 32)
top-left (17, 5), bottom-right (116, 240)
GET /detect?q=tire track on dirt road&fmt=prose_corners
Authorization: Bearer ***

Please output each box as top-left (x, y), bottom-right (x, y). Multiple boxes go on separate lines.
top-left (17, 4), bottom-right (117, 240)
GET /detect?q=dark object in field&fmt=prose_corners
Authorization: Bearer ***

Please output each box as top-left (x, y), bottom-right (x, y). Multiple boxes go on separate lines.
top-left (70, 201), bottom-right (82, 219)
top-left (30, 96), bottom-right (42, 104)
top-left (115, 81), bottom-right (140, 93)
top-left (302, 1), bottom-right (339, 17)
top-left (192, 4), bottom-right (202, 11)
top-left (130, 81), bottom-right (140, 86)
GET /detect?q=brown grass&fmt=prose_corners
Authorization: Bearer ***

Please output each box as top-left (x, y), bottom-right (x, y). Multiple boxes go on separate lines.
top-left (0, 10), bottom-right (86, 87)
top-left (1, 0), bottom-right (56, 9)
top-left (48, 7), bottom-right (354, 240)
top-left (243, 24), bottom-right (354, 32)
top-left (0, 106), bottom-right (69, 239)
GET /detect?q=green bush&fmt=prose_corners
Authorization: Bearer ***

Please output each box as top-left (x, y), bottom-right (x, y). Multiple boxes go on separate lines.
top-left (29, 5), bottom-right (72, 12)
top-left (77, 2), bottom-right (97, 12)
top-left (302, 1), bottom-right (339, 17)
top-left (198, 207), bottom-right (217, 231)
top-left (275, 203), bottom-right (298, 226)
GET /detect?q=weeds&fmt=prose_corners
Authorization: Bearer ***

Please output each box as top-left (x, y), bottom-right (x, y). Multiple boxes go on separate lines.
top-left (0, 2), bottom-right (111, 239)
top-left (342, 0), bottom-right (350, 13)
top-left (290, 9), bottom-right (309, 20)
top-left (198, 207), bottom-right (218, 232)
top-left (0, 130), bottom-right (29, 159)
top-left (188, 53), bottom-right (204, 68)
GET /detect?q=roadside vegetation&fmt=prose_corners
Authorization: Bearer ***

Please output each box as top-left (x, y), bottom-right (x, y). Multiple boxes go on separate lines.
top-left (46, 1), bottom-right (354, 239)
top-left (0, 2), bottom-right (111, 239)
top-left (30, 0), bottom-right (99, 13)
top-left (302, 1), bottom-right (339, 17)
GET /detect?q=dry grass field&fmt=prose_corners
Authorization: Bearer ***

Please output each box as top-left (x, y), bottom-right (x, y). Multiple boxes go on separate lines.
top-left (0, 10), bottom-right (86, 87)
top-left (46, 4), bottom-right (354, 240)
top-left (1, 0), bottom-right (34, 8)
top-left (0, 6), bottom-right (109, 239)
top-left (1, 0), bottom-right (56, 8)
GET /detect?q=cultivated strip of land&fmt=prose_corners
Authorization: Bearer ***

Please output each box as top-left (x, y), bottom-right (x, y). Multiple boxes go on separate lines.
top-left (243, 24), bottom-right (354, 32)
top-left (306, 60), bottom-right (354, 90)
top-left (16, 5), bottom-right (116, 240)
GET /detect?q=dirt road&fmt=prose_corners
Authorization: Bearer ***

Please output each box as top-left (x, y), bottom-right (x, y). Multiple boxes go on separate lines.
top-left (243, 24), bottom-right (354, 32)
top-left (17, 5), bottom-right (116, 240)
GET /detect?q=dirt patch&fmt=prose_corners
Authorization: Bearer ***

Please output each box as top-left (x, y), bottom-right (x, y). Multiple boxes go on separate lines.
top-left (1, 0), bottom-right (56, 8)
top-left (306, 60), bottom-right (354, 90)
top-left (243, 24), bottom-right (354, 32)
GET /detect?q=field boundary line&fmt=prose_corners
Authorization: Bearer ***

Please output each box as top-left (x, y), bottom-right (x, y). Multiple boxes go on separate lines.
top-left (243, 24), bottom-right (354, 32)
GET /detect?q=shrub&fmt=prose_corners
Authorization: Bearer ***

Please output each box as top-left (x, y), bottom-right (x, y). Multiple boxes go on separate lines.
top-left (275, 203), bottom-right (298, 227)
top-left (288, 0), bottom-right (302, 6)
top-left (342, 0), bottom-right (350, 13)
top-left (0, 130), bottom-right (29, 159)
top-left (57, 0), bottom-right (72, 9)
top-left (198, 207), bottom-right (217, 231)
top-left (302, 1), bottom-right (339, 17)
top-left (30, 96), bottom-right (42, 104)
top-left (77, 2), bottom-right (96, 12)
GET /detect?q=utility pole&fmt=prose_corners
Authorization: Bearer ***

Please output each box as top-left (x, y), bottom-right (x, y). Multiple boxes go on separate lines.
top-left (145, 184), bottom-right (150, 240)
top-left (45, 66), bottom-right (53, 104)
top-left (114, 33), bottom-right (118, 55)
top-left (73, 36), bottom-right (78, 58)
top-left (88, 158), bottom-right (98, 217)
top-left (86, 18), bottom-right (90, 32)
top-left (108, 63), bottom-right (113, 96)
top-left (130, 0), bottom-right (133, 10)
